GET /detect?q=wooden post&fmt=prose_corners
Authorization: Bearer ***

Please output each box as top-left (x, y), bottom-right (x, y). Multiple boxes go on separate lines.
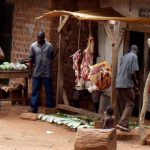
top-left (111, 21), bottom-right (120, 110)
top-left (56, 16), bottom-right (64, 106)
top-left (139, 36), bottom-right (150, 145)
top-left (24, 77), bottom-right (28, 105)
top-left (56, 16), bottom-right (69, 106)
top-left (139, 73), bottom-right (150, 145)
top-left (104, 21), bottom-right (123, 118)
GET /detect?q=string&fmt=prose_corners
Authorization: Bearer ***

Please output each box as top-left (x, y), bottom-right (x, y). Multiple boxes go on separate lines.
top-left (77, 20), bottom-right (81, 50)
top-left (88, 21), bottom-right (92, 36)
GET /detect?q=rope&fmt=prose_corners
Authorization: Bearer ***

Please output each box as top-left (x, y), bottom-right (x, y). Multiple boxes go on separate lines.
top-left (77, 20), bottom-right (81, 50)
top-left (88, 21), bottom-right (92, 36)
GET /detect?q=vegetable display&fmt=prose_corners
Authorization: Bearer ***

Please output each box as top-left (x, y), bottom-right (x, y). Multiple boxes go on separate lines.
top-left (0, 62), bottom-right (28, 71)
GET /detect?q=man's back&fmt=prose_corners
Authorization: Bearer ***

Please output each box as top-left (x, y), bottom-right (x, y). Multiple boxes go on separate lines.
top-left (116, 52), bottom-right (139, 88)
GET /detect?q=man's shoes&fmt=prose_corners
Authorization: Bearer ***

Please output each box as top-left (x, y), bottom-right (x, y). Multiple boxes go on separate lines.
top-left (116, 124), bottom-right (130, 132)
top-left (28, 109), bottom-right (37, 113)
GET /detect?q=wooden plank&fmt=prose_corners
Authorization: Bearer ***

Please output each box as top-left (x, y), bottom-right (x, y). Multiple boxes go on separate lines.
top-left (42, 107), bottom-right (60, 114)
top-left (128, 24), bottom-right (150, 33)
top-left (63, 88), bottom-right (69, 105)
top-left (58, 104), bottom-right (101, 119)
top-left (57, 15), bottom-right (69, 33)
top-left (0, 71), bottom-right (29, 78)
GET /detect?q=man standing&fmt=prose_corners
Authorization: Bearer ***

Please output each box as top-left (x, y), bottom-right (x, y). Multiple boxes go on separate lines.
top-left (116, 45), bottom-right (139, 131)
top-left (29, 31), bottom-right (55, 113)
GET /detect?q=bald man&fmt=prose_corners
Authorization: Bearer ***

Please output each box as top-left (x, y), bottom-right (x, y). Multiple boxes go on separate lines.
top-left (29, 31), bottom-right (55, 113)
top-left (116, 45), bottom-right (139, 132)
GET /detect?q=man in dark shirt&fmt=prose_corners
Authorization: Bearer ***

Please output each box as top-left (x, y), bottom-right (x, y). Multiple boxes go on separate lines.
top-left (29, 31), bottom-right (55, 113)
top-left (116, 45), bottom-right (139, 132)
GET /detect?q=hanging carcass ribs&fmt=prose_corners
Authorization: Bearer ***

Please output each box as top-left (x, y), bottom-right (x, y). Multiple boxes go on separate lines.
top-left (80, 35), bottom-right (94, 81)
top-left (71, 35), bottom-right (111, 92)
top-left (71, 50), bottom-right (82, 87)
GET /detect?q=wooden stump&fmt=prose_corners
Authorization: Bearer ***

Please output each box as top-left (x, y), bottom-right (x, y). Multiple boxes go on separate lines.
top-left (74, 128), bottom-right (117, 150)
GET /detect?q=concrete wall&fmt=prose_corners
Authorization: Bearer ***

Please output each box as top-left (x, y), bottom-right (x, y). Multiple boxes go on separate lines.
top-left (98, 23), bottom-right (124, 71)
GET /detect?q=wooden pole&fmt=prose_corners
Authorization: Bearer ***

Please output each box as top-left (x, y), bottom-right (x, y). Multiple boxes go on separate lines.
top-left (56, 16), bottom-right (69, 107)
top-left (139, 37), bottom-right (150, 145)
top-left (111, 21), bottom-right (120, 112)
top-left (56, 16), bottom-right (64, 106)
top-left (139, 73), bottom-right (150, 145)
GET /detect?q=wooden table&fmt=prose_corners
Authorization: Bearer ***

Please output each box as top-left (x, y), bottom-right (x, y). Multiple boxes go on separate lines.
top-left (0, 70), bottom-right (29, 105)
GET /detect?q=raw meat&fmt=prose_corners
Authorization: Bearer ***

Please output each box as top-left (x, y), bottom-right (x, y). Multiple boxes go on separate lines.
top-left (80, 35), bottom-right (94, 81)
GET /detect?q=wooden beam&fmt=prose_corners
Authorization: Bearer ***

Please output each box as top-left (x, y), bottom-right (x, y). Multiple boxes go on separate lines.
top-left (123, 29), bottom-right (130, 55)
top-left (63, 88), bottom-right (69, 105)
top-left (42, 108), bottom-right (59, 114)
top-left (103, 22), bottom-right (114, 44)
top-left (57, 15), bottom-right (69, 33)
top-left (58, 104), bottom-right (101, 119)
top-left (116, 31), bottom-right (124, 50)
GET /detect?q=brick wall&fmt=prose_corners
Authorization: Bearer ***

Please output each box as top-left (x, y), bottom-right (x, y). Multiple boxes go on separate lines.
top-left (11, 0), bottom-right (52, 104)
top-left (11, 0), bottom-right (100, 108)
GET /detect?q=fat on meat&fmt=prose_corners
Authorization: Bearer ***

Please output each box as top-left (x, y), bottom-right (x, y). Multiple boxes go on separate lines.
top-left (80, 35), bottom-right (94, 81)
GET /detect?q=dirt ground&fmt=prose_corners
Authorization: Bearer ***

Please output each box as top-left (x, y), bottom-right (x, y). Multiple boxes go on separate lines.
top-left (0, 102), bottom-right (150, 150)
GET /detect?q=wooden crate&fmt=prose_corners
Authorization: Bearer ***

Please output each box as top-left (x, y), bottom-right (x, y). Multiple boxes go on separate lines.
top-left (9, 89), bottom-right (23, 105)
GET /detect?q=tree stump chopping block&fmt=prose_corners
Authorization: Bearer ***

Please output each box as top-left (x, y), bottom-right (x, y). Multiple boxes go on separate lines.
top-left (74, 128), bottom-right (117, 150)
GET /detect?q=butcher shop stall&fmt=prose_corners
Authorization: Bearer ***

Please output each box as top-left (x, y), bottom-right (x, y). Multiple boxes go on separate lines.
top-left (36, 7), bottom-right (150, 119)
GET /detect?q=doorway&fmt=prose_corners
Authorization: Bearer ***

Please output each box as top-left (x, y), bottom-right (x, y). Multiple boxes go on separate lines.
top-left (129, 31), bottom-right (145, 116)
top-left (129, 31), bottom-right (144, 69)
top-left (0, 0), bottom-right (14, 62)
top-left (0, 0), bottom-right (14, 85)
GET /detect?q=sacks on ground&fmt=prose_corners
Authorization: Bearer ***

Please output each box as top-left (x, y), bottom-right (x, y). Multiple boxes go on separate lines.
top-left (89, 61), bottom-right (111, 91)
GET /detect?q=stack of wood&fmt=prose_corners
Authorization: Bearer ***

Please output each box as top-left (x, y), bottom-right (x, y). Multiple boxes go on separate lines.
top-left (74, 128), bottom-right (117, 150)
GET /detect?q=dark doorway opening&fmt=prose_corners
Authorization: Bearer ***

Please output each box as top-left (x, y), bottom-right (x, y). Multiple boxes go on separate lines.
top-left (0, 0), bottom-right (14, 62)
top-left (129, 31), bottom-right (145, 117)
top-left (0, 0), bottom-right (14, 85)
top-left (129, 31), bottom-right (144, 69)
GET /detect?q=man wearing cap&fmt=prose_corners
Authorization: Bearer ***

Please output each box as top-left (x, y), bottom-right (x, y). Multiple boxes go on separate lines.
top-left (116, 45), bottom-right (139, 131)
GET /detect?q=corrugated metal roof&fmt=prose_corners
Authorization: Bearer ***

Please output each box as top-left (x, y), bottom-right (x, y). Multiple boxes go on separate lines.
top-left (36, 7), bottom-right (150, 24)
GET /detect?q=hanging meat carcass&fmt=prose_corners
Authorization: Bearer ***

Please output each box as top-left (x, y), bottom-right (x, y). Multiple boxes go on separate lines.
top-left (80, 35), bottom-right (94, 81)
top-left (71, 35), bottom-right (95, 91)
top-left (71, 50), bottom-right (83, 88)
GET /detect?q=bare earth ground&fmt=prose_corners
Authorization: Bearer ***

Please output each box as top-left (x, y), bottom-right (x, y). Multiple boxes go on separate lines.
top-left (0, 102), bottom-right (149, 150)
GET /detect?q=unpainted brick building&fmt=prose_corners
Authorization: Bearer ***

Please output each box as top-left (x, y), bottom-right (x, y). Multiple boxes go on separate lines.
top-left (0, 0), bottom-right (100, 107)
